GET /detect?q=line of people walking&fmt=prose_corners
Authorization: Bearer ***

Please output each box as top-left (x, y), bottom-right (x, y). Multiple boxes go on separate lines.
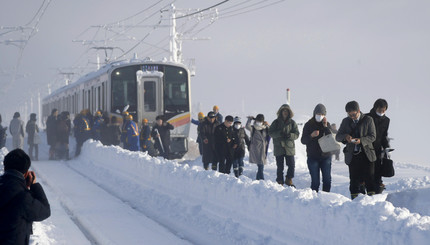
top-left (194, 99), bottom-right (391, 199)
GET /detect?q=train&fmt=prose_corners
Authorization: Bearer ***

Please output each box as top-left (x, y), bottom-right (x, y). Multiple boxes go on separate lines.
top-left (42, 58), bottom-right (191, 158)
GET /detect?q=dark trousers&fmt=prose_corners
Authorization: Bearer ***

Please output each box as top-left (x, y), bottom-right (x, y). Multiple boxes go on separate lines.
top-left (218, 152), bottom-right (233, 174)
top-left (349, 152), bottom-right (375, 197)
top-left (307, 156), bottom-right (332, 192)
top-left (374, 157), bottom-right (384, 193)
top-left (29, 143), bottom-right (39, 160)
top-left (276, 155), bottom-right (295, 184)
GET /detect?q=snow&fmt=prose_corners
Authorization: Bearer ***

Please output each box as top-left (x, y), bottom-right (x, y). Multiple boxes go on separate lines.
top-left (1, 130), bottom-right (430, 244)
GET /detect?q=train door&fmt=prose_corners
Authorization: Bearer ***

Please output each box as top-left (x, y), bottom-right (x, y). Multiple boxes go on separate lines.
top-left (136, 71), bottom-right (164, 125)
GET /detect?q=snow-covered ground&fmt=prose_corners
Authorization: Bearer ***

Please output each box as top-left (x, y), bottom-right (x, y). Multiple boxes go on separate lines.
top-left (1, 129), bottom-right (429, 245)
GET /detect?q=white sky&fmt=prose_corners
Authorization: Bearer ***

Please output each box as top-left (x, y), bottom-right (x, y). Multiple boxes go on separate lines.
top-left (1, 0), bottom-right (429, 164)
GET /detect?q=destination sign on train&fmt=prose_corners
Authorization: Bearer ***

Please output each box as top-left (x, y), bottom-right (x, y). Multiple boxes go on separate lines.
top-left (142, 65), bottom-right (160, 71)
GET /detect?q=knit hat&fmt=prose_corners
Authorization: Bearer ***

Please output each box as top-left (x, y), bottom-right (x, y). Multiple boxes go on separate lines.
top-left (233, 116), bottom-right (241, 123)
top-left (313, 104), bottom-right (327, 116)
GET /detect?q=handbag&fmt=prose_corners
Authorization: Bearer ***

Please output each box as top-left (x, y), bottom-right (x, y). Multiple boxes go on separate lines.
top-left (33, 133), bottom-right (41, 145)
top-left (381, 155), bottom-right (395, 177)
top-left (318, 133), bottom-right (342, 153)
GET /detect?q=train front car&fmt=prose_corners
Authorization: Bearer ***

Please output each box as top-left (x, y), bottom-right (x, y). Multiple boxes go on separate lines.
top-left (111, 62), bottom-right (191, 159)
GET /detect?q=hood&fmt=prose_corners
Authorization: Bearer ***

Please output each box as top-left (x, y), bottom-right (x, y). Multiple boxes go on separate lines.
top-left (276, 104), bottom-right (294, 119)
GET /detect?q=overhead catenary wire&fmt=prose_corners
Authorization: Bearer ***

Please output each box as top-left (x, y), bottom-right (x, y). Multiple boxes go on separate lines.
top-left (174, 0), bottom-right (230, 19)
top-left (219, 0), bottom-right (285, 19)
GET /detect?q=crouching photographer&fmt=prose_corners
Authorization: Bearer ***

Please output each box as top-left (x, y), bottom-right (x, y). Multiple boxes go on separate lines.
top-left (0, 149), bottom-right (51, 245)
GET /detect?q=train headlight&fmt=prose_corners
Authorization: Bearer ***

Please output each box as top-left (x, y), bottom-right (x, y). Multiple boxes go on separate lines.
top-left (116, 71), bottom-right (121, 76)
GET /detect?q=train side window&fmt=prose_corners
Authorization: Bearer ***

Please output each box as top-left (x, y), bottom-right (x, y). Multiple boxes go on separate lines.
top-left (144, 81), bottom-right (156, 112)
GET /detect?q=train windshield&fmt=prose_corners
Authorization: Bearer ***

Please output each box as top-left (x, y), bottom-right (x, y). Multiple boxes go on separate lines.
top-left (164, 66), bottom-right (189, 113)
top-left (111, 66), bottom-right (139, 113)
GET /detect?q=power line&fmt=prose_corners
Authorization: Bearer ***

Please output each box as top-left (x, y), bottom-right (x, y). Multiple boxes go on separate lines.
top-left (174, 0), bottom-right (229, 19)
top-left (219, 0), bottom-right (285, 19)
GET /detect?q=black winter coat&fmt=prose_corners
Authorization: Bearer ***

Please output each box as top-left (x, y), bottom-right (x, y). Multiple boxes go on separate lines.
top-left (46, 115), bottom-right (57, 146)
top-left (151, 123), bottom-right (174, 150)
top-left (366, 109), bottom-right (390, 158)
top-left (214, 123), bottom-right (235, 158)
top-left (301, 118), bottom-right (333, 158)
top-left (25, 120), bottom-right (39, 145)
top-left (0, 170), bottom-right (51, 245)
top-left (199, 118), bottom-right (220, 164)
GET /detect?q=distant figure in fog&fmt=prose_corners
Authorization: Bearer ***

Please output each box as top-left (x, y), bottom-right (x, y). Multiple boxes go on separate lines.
top-left (0, 114), bottom-right (7, 149)
top-left (9, 112), bottom-right (25, 150)
top-left (25, 113), bottom-right (39, 161)
top-left (151, 115), bottom-right (174, 159)
top-left (107, 116), bottom-right (121, 146)
top-left (330, 123), bottom-right (340, 161)
top-left (56, 112), bottom-right (70, 160)
top-left (46, 109), bottom-right (58, 159)
top-left (0, 149), bottom-right (51, 245)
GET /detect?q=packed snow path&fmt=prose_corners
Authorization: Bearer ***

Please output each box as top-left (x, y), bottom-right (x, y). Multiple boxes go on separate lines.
top-left (33, 160), bottom-right (191, 244)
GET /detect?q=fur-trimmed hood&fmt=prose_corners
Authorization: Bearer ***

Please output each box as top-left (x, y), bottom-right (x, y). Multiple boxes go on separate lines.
top-left (276, 104), bottom-right (294, 119)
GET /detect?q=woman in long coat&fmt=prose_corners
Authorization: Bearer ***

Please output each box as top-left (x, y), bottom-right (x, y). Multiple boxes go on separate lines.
top-left (246, 114), bottom-right (270, 180)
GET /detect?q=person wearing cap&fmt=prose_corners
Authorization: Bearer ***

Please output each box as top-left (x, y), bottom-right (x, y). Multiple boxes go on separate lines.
top-left (215, 115), bottom-right (236, 174)
top-left (75, 109), bottom-right (92, 157)
top-left (199, 111), bottom-right (220, 170)
top-left (336, 101), bottom-right (377, 199)
top-left (123, 114), bottom-right (140, 151)
top-left (25, 113), bottom-right (39, 161)
top-left (232, 116), bottom-right (250, 177)
top-left (92, 111), bottom-right (104, 141)
top-left (9, 112), bottom-right (25, 150)
top-left (269, 104), bottom-right (300, 187)
top-left (301, 104), bottom-right (334, 192)
top-left (151, 115), bottom-right (174, 158)
top-left (46, 109), bottom-right (58, 159)
top-left (213, 105), bottom-right (223, 124)
top-left (140, 118), bottom-right (152, 153)
top-left (191, 112), bottom-right (205, 155)
top-left (0, 149), bottom-right (51, 245)
top-left (246, 114), bottom-right (270, 180)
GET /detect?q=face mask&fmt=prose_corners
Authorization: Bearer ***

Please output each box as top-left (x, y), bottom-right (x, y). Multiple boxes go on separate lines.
top-left (255, 122), bottom-right (263, 127)
top-left (315, 115), bottom-right (325, 123)
top-left (234, 124), bottom-right (241, 129)
top-left (376, 112), bottom-right (385, 117)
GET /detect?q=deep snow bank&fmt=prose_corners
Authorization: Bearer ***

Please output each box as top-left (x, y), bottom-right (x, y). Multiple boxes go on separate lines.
top-left (69, 140), bottom-right (430, 245)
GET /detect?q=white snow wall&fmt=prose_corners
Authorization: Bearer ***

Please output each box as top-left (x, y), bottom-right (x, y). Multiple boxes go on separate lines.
top-left (69, 141), bottom-right (430, 245)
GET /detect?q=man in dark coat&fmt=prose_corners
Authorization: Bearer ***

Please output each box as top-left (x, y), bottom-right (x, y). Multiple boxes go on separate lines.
top-left (199, 112), bottom-right (220, 170)
top-left (0, 149), bottom-right (51, 245)
top-left (151, 115), bottom-right (174, 158)
top-left (46, 109), bottom-right (58, 160)
top-left (74, 109), bottom-right (92, 157)
top-left (25, 113), bottom-right (39, 161)
top-left (366, 99), bottom-right (391, 194)
top-left (336, 101), bottom-right (377, 199)
top-left (214, 115), bottom-right (235, 174)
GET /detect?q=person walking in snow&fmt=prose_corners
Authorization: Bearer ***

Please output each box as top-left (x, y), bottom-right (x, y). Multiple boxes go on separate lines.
top-left (336, 101), bottom-right (377, 199)
top-left (191, 112), bottom-right (205, 155)
top-left (0, 149), bottom-right (51, 245)
top-left (0, 114), bottom-right (8, 149)
top-left (199, 111), bottom-right (220, 170)
top-left (25, 113), bottom-right (39, 161)
top-left (107, 116), bottom-right (121, 146)
top-left (151, 115), bottom-right (174, 158)
top-left (9, 112), bottom-right (25, 150)
top-left (366, 99), bottom-right (391, 194)
top-left (330, 123), bottom-right (340, 161)
top-left (232, 117), bottom-right (250, 177)
top-left (213, 105), bottom-right (223, 124)
top-left (75, 109), bottom-right (92, 157)
top-left (269, 104), bottom-right (300, 187)
top-left (124, 114), bottom-right (140, 152)
top-left (46, 109), bottom-right (58, 159)
top-left (140, 118), bottom-right (152, 153)
top-left (56, 112), bottom-right (70, 160)
top-left (301, 104), bottom-right (333, 192)
top-left (92, 111), bottom-right (103, 141)
top-left (214, 115), bottom-right (235, 174)
top-left (246, 114), bottom-right (270, 180)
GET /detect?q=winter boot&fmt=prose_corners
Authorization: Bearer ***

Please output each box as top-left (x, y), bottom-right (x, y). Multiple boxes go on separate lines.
top-left (239, 167), bottom-right (243, 176)
top-left (285, 178), bottom-right (296, 188)
top-left (211, 163), bottom-right (217, 171)
top-left (276, 180), bottom-right (284, 185)
top-left (234, 170), bottom-right (239, 178)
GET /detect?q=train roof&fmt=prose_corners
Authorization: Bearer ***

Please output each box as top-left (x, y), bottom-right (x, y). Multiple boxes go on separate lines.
top-left (43, 58), bottom-right (188, 102)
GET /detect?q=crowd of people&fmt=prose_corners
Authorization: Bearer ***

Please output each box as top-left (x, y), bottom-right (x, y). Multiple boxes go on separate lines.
top-left (0, 98), bottom-right (391, 200)
top-left (194, 99), bottom-right (391, 199)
